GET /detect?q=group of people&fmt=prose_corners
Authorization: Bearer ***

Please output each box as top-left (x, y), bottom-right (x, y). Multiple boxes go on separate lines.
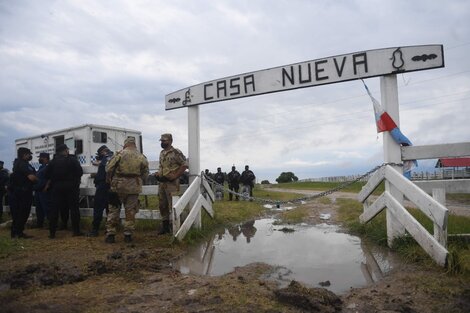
top-left (5, 144), bottom-right (83, 239)
top-left (1, 132), bottom-right (188, 243)
top-left (205, 165), bottom-right (256, 200)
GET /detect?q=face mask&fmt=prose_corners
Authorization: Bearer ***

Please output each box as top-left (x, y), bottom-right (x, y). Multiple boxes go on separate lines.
top-left (161, 142), bottom-right (169, 149)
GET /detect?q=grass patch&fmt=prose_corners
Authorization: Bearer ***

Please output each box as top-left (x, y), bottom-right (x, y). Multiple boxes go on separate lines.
top-left (0, 236), bottom-right (29, 258)
top-left (276, 206), bottom-right (310, 224)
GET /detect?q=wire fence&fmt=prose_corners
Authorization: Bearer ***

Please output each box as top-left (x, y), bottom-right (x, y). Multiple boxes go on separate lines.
top-left (203, 162), bottom-right (403, 206)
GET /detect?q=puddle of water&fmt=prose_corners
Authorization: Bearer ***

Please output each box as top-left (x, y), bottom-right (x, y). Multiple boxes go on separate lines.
top-left (174, 218), bottom-right (396, 294)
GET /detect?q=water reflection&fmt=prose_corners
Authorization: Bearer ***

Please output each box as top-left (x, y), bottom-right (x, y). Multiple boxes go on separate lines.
top-left (175, 218), bottom-right (395, 294)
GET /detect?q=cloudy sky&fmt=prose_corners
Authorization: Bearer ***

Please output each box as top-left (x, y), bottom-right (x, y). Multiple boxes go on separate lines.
top-left (1, 0), bottom-right (469, 182)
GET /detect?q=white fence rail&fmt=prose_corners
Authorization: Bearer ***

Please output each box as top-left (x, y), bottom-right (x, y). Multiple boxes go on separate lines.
top-left (172, 174), bottom-right (215, 241)
top-left (358, 165), bottom-right (449, 266)
top-left (359, 141), bottom-right (470, 266)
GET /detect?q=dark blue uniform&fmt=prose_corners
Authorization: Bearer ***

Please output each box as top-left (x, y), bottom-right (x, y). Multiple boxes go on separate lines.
top-left (45, 154), bottom-right (83, 237)
top-left (0, 166), bottom-right (9, 222)
top-left (91, 153), bottom-right (112, 233)
top-left (9, 159), bottom-right (36, 238)
top-left (227, 168), bottom-right (240, 201)
top-left (34, 163), bottom-right (50, 227)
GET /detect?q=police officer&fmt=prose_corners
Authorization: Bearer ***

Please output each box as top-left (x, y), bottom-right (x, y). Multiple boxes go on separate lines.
top-left (213, 167), bottom-right (225, 200)
top-left (105, 137), bottom-right (149, 243)
top-left (88, 145), bottom-right (113, 237)
top-left (155, 133), bottom-right (188, 235)
top-left (240, 165), bottom-right (256, 197)
top-left (227, 165), bottom-right (241, 201)
top-left (0, 160), bottom-right (9, 223)
top-left (33, 152), bottom-right (50, 228)
top-left (9, 148), bottom-right (37, 238)
top-left (45, 144), bottom-right (83, 238)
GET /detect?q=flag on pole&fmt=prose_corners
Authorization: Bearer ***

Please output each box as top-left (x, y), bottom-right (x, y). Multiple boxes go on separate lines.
top-left (362, 80), bottom-right (417, 178)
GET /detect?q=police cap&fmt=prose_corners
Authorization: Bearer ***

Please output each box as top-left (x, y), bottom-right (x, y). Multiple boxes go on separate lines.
top-left (17, 147), bottom-right (32, 157)
top-left (39, 152), bottom-right (50, 159)
top-left (56, 144), bottom-right (68, 153)
top-left (97, 145), bottom-right (109, 154)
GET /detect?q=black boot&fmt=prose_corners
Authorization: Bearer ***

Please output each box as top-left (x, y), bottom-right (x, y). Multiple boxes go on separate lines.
top-left (105, 234), bottom-right (115, 243)
top-left (124, 234), bottom-right (132, 243)
top-left (87, 229), bottom-right (99, 237)
top-left (158, 220), bottom-right (171, 235)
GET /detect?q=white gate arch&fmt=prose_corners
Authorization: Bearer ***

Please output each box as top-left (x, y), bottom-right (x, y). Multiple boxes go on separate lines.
top-left (165, 45), bottom-right (457, 265)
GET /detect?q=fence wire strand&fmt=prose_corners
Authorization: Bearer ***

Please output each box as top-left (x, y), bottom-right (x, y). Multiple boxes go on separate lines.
top-left (202, 163), bottom-right (403, 206)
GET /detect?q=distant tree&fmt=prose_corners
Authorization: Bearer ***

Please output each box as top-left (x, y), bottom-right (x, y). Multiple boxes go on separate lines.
top-left (275, 172), bottom-right (298, 183)
top-left (261, 180), bottom-right (270, 184)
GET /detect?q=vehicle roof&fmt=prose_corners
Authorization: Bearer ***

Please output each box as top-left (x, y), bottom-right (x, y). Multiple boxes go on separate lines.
top-left (15, 124), bottom-right (141, 141)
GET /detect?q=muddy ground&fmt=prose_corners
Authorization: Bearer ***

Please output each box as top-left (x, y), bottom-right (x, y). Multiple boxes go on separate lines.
top-left (0, 194), bottom-right (469, 313)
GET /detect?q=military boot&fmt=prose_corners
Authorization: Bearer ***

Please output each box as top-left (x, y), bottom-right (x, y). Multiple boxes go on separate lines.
top-left (87, 229), bottom-right (99, 237)
top-left (105, 234), bottom-right (115, 244)
top-left (158, 220), bottom-right (171, 235)
top-left (124, 234), bottom-right (132, 243)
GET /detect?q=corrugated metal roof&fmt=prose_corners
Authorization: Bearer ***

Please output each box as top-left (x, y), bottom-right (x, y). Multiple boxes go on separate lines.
top-left (436, 157), bottom-right (470, 168)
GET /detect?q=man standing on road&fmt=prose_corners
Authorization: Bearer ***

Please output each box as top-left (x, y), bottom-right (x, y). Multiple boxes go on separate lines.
top-left (213, 167), bottom-right (225, 200)
top-left (9, 148), bottom-right (37, 238)
top-left (240, 165), bottom-right (256, 198)
top-left (155, 133), bottom-right (188, 235)
top-left (105, 137), bottom-right (149, 243)
top-left (45, 144), bottom-right (83, 238)
top-left (227, 165), bottom-right (241, 201)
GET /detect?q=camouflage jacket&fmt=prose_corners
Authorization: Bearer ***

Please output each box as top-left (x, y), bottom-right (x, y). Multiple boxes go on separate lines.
top-left (106, 148), bottom-right (149, 194)
top-left (159, 146), bottom-right (187, 178)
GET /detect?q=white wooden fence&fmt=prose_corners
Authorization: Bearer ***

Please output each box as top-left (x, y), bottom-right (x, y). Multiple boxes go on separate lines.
top-left (358, 141), bottom-right (470, 266)
top-left (171, 173), bottom-right (215, 240)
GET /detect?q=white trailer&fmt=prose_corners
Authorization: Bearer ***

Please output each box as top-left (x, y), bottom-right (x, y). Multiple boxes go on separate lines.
top-left (15, 124), bottom-right (143, 187)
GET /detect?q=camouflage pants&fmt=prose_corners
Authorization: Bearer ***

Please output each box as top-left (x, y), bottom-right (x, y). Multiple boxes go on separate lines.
top-left (158, 181), bottom-right (179, 221)
top-left (105, 193), bottom-right (139, 236)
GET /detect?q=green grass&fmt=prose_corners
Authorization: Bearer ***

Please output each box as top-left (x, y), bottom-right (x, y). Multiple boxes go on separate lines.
top-left (336, 197), bottom-right (470, 275)
top-left (275, 207), bottom-right (310, 225)
top-left (0, 236), bottom-right (29, 258)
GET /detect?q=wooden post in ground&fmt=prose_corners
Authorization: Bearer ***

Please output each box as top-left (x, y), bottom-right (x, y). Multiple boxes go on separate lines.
top-left (381, 75), bottom-right (406, 246)
top-left (188, 106), bottom-right (201, 228)
top-left (432, 188), bottom-right (448, 247)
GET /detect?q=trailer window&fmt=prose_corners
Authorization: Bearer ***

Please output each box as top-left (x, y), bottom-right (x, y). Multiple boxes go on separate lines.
top-left (75, 140), bottom-right (83, 155)
top-left (93, 131), bottom-right (107, 143)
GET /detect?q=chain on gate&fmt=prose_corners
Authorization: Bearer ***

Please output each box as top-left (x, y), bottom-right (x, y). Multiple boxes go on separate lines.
top-left (202, 162), bottom-right (403, 207)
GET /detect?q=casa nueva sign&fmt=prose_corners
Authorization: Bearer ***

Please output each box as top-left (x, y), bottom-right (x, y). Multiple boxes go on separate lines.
top-left (166, 44), bottom-right (444, 110)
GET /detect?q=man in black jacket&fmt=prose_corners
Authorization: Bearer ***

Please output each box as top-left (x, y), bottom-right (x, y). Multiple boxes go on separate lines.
top-left (9, 148), bottom-right (37, 238)
top-left (240, 165), bottom-right (256, 198)
top-left (0, 160), bottom-right (9, 223)
top-left (45, 144), bottom-right (83, 238)
top-left (227, 166), bottom-right (240, 201)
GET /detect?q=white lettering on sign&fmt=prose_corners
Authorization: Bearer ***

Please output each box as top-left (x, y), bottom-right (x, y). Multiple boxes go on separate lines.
top-left (165, 45), bottom-right (444, 110)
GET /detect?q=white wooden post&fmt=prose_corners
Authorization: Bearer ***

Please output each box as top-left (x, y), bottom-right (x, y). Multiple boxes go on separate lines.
top-left (381, 75), bottom-right (406, 246)
top-left (432, 188), bottom-right (447, 247)
top-left (188, 106), bottom-right (201, 228)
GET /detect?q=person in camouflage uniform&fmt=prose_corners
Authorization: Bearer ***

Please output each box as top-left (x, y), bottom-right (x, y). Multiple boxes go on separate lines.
top-left (155, 133), bottom-right (188, 235)
top-left (104, 137), bottom-right (149, 243)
